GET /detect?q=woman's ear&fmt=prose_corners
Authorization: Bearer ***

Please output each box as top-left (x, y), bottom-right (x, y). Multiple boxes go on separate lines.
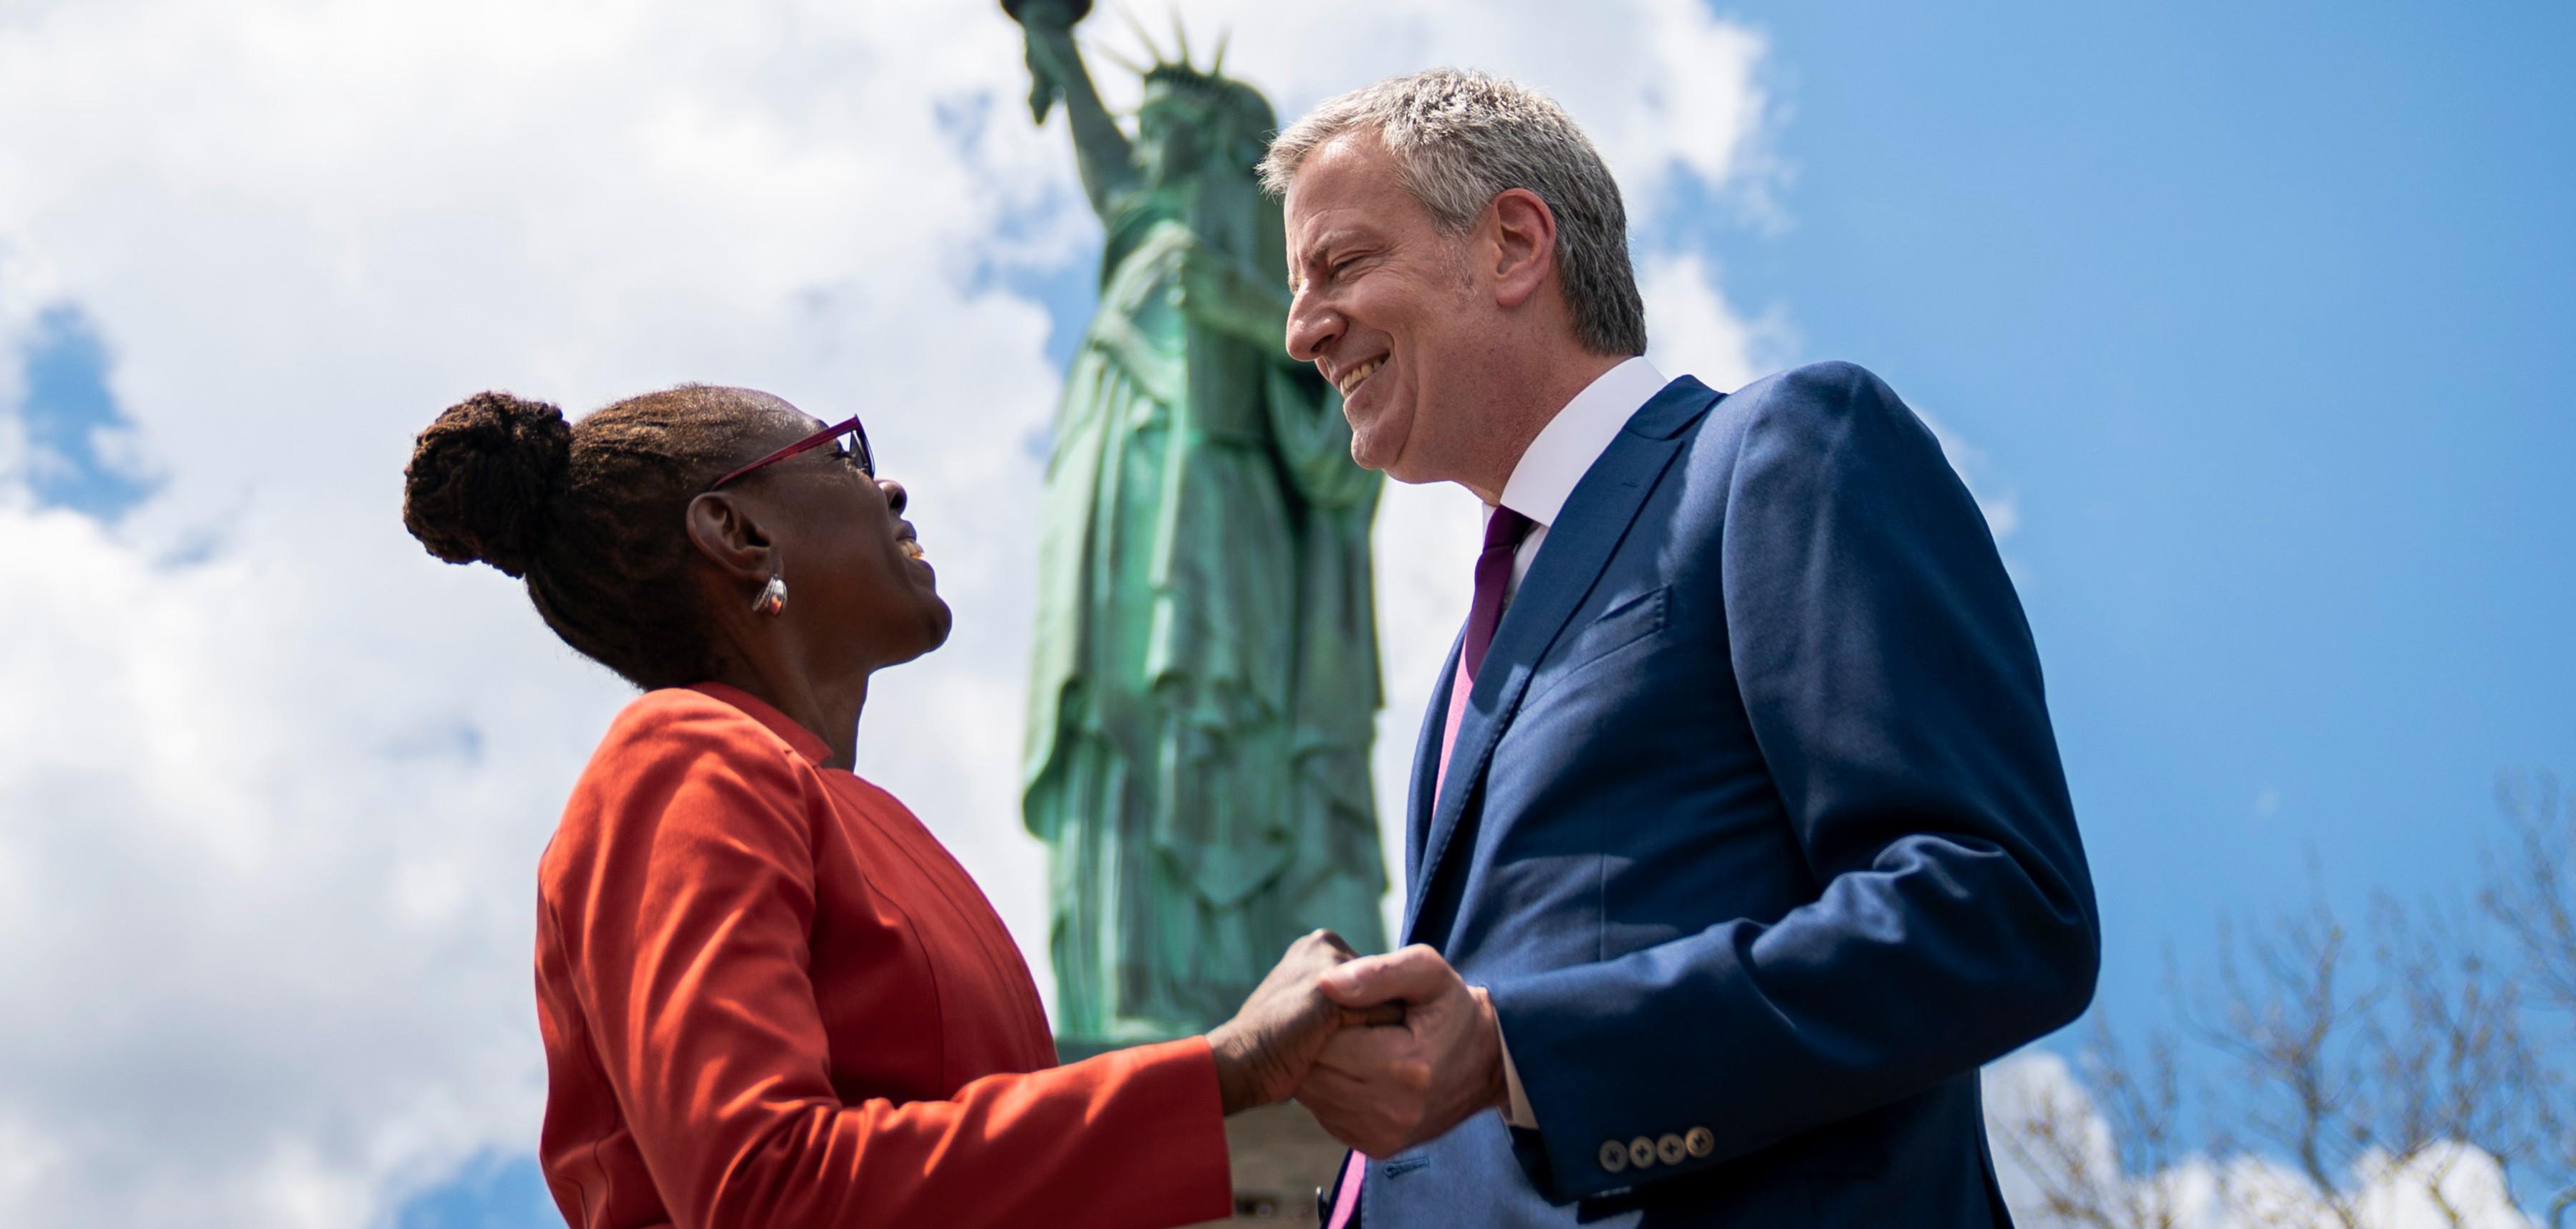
top-left (684, 491), bottom-right (774, 584)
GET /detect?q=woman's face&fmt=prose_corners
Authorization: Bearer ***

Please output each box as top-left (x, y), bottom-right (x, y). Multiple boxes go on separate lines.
top-left (728, 406), bottom-right (953, 671)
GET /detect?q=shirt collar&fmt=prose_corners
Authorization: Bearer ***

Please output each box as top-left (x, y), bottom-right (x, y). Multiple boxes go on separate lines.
top-left (1494, 355), bottom-right (1669, 528)
top-left (688, 682), bottom-right (835, 766)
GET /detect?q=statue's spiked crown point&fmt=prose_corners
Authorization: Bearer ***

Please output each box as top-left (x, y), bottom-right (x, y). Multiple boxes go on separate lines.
top-left (1142, 57), bottom-right (1226, 95)
top-left (1114, 2), bottom-right (1229, 95)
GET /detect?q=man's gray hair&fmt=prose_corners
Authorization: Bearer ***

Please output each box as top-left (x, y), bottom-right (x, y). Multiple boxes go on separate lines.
top-left (1260, 67), bottom-right (1646, 357)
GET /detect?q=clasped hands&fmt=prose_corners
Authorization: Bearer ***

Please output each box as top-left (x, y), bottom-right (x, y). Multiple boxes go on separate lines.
top-left (1208, 932), bottom-right (1510, 1157)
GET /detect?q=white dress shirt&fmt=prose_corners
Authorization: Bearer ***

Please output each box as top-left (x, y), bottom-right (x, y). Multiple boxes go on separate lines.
top-left (1494, 355), bottom-right (1671, 597)
top-left (1474, 355), bottom-right (1670, 1129)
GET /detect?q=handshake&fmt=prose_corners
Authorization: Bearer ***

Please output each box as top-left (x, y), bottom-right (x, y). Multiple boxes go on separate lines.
top-left (1204, 931), bottom-right (1512, 1158)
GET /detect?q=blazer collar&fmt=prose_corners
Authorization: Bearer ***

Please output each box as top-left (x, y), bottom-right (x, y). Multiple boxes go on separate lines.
top-left (1404, 629), bottom-right (1467, 889)
top-left (1402, 376), bottom-right (1720, 942)
top-left (686, 682), bottom-right (835, 766)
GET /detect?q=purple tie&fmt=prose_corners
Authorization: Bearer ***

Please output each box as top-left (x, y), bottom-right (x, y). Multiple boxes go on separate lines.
top-left (1436, 506), bottom-right (1536, 802)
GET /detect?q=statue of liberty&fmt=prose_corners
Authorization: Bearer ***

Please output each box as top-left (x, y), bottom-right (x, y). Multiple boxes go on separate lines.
top-left (1008, 0), bottom-right (1389, 1051)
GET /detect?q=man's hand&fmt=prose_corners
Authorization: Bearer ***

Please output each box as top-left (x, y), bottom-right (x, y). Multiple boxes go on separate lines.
top-left (1293, 945), bottom-right (1510, 1157)
top-left (1206, 931), bottom-right (1404, 1115)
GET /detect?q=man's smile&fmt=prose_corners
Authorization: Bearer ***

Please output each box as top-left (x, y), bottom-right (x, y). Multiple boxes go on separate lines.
top-left (1333, 356), bottom-right (1386, 398)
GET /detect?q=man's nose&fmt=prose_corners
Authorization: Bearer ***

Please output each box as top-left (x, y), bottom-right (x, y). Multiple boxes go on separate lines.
top-left (877, 478), bottom-right (908, 515)
top-left (1284, 289), bottom-right (1339, 364)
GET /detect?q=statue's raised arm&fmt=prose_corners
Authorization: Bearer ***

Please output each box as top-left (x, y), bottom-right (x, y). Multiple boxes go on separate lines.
top-left (1011, 2), bottom-right (1390, 1068)
top-left (1010, 0), bottom-right (1139, 220)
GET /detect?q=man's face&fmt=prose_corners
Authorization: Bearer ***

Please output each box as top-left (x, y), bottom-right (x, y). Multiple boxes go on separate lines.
top-left (1283, 131), bottom-right (1489, 483)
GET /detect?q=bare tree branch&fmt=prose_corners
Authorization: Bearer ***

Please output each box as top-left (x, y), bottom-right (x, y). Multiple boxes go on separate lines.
top-left (2002, 777), bottom-right (2575, 1228)
top-left (2486, 773), bottom-right (2576, 1223)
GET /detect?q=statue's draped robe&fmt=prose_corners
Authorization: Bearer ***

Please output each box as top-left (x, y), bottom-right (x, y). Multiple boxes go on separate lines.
top-left (1025, 183), bottom-right (1386, 1041)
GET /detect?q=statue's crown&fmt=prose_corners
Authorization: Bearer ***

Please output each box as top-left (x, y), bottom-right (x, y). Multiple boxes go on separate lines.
top-left (1118, 11), bottom-right (1239, 103)
top-left (1141, 58), bottom-right (1226, 96)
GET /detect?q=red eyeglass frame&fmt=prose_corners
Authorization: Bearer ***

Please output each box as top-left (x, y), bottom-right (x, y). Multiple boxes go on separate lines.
top-left (705, 415), bottom-right (873, 491)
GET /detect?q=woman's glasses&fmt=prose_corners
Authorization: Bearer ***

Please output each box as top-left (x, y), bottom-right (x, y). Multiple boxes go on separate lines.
top-left (706, 416), bottom-right (874, 491)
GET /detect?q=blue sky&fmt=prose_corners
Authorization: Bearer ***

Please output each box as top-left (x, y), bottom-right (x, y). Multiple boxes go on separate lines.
top-left (1, 1), bottom-right (2564, 1225)
top-left (1699, 0), bottom-right (2576, 1058)
top-left (12, 305), bottom-right (153, 520)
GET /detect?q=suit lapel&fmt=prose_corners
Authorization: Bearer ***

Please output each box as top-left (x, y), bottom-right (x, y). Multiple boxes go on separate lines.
top-left (1403, 629), bottom-right (1465, 889)
top-left (1401, 378), bottom-right (1720, 943)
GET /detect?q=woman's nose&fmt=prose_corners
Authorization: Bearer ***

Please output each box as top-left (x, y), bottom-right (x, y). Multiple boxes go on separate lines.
top-left (877, 478), bottom-right (908, 516)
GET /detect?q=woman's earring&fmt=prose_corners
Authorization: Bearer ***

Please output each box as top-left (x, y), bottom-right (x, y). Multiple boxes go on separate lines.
top-left (752, 574), bottom-right (788, 616)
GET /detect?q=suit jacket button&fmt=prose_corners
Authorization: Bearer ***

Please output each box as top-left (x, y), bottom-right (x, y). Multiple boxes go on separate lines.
top-left (1628, 1137), bottom-right (1657, 1169)
top-left (1597, 1139), bottom-right (1630, 1174)
top-left (1685, 1126), bottom-right (1716, 1158)
top-left (1656, 1133), bottom-right (1686, 1165)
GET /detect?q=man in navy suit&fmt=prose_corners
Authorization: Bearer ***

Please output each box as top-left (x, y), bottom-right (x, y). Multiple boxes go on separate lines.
top-left (1258, 68), bottom-right (2100, 1227)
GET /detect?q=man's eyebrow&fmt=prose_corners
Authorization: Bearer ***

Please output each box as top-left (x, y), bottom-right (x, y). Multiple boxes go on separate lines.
top-left (1287, 228), bottom-right (1360, 293)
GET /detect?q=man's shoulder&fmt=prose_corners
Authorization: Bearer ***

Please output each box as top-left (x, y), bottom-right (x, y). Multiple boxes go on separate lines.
top-left (1679, 360), bottom-right (1926, 464)
top-left (1708, 360), bottom-right (1899, 422)
top-left (1607, 360), bottom-right (1896, 447)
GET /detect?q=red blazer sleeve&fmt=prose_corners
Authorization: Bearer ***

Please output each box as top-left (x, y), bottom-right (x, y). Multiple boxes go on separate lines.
top-left (541, 708), bottom-right (1233, 1229)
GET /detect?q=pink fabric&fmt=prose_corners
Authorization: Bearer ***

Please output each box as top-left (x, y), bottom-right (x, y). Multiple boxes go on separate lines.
top-left (1324, 1150), bottom-right (1367, 1229)
top-left (1436, 654), bottom-right (1473, 791)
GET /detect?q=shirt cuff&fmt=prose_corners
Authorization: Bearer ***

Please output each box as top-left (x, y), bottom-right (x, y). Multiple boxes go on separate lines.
top-left (1496, 1007), bottom-right (1538, 1129)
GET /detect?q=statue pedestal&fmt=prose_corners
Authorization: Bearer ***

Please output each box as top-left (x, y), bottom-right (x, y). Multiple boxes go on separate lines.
top-left (1186, 1101), bottom-right (1347, 1226)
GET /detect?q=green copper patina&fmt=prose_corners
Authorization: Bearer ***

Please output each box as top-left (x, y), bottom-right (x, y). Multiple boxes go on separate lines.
top-left (1009, 0), bottom-right (1389, 1048)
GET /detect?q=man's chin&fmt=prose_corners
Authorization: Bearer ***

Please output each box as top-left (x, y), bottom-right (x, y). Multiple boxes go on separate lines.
top-left (1347, 421), bottom-right (1410, 477)
top-left (1363, 441), bottom-right (1447, 487)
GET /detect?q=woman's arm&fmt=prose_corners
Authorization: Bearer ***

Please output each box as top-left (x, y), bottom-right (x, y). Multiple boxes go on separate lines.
top-left (547, 714), bottom-right (1231, 1229)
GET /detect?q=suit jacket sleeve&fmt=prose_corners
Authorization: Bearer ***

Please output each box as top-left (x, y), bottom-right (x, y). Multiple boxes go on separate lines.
top-left (1484, 361), bottom-right (2100, 1200)
top-left (542, 716), bottom-right (1234, 1229)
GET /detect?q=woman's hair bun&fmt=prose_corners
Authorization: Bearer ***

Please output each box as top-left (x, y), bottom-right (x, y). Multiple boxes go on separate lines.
top-left (402, 391), bottom-right (573, 578)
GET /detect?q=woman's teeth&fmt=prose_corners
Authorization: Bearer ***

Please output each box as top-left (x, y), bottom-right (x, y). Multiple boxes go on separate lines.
top-left (899, 538), bottom-right (926, 562)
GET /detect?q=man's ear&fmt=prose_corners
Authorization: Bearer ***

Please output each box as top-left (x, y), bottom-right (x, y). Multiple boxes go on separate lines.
top-left (684, 491), bottom-right (774, 584)
top-left (1486, 188), bottom-right (1559, 310)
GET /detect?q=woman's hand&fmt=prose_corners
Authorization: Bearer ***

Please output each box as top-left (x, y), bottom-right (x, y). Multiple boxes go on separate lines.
top-left (1206, 930), bottom-right (1403, 1115)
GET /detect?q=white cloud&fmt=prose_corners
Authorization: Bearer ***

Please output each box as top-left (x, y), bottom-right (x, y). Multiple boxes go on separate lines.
top-left (1983, 1052), bottom-right (2539, 1229)
top-left (0, 1), bottom-right (1774, 1223)
top-left (1640, 249), bottom-right (1779, 393)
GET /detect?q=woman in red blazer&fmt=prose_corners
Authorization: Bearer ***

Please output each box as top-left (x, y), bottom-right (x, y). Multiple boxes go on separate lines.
top-left (401, 385), bottom-right (1371, 1229)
